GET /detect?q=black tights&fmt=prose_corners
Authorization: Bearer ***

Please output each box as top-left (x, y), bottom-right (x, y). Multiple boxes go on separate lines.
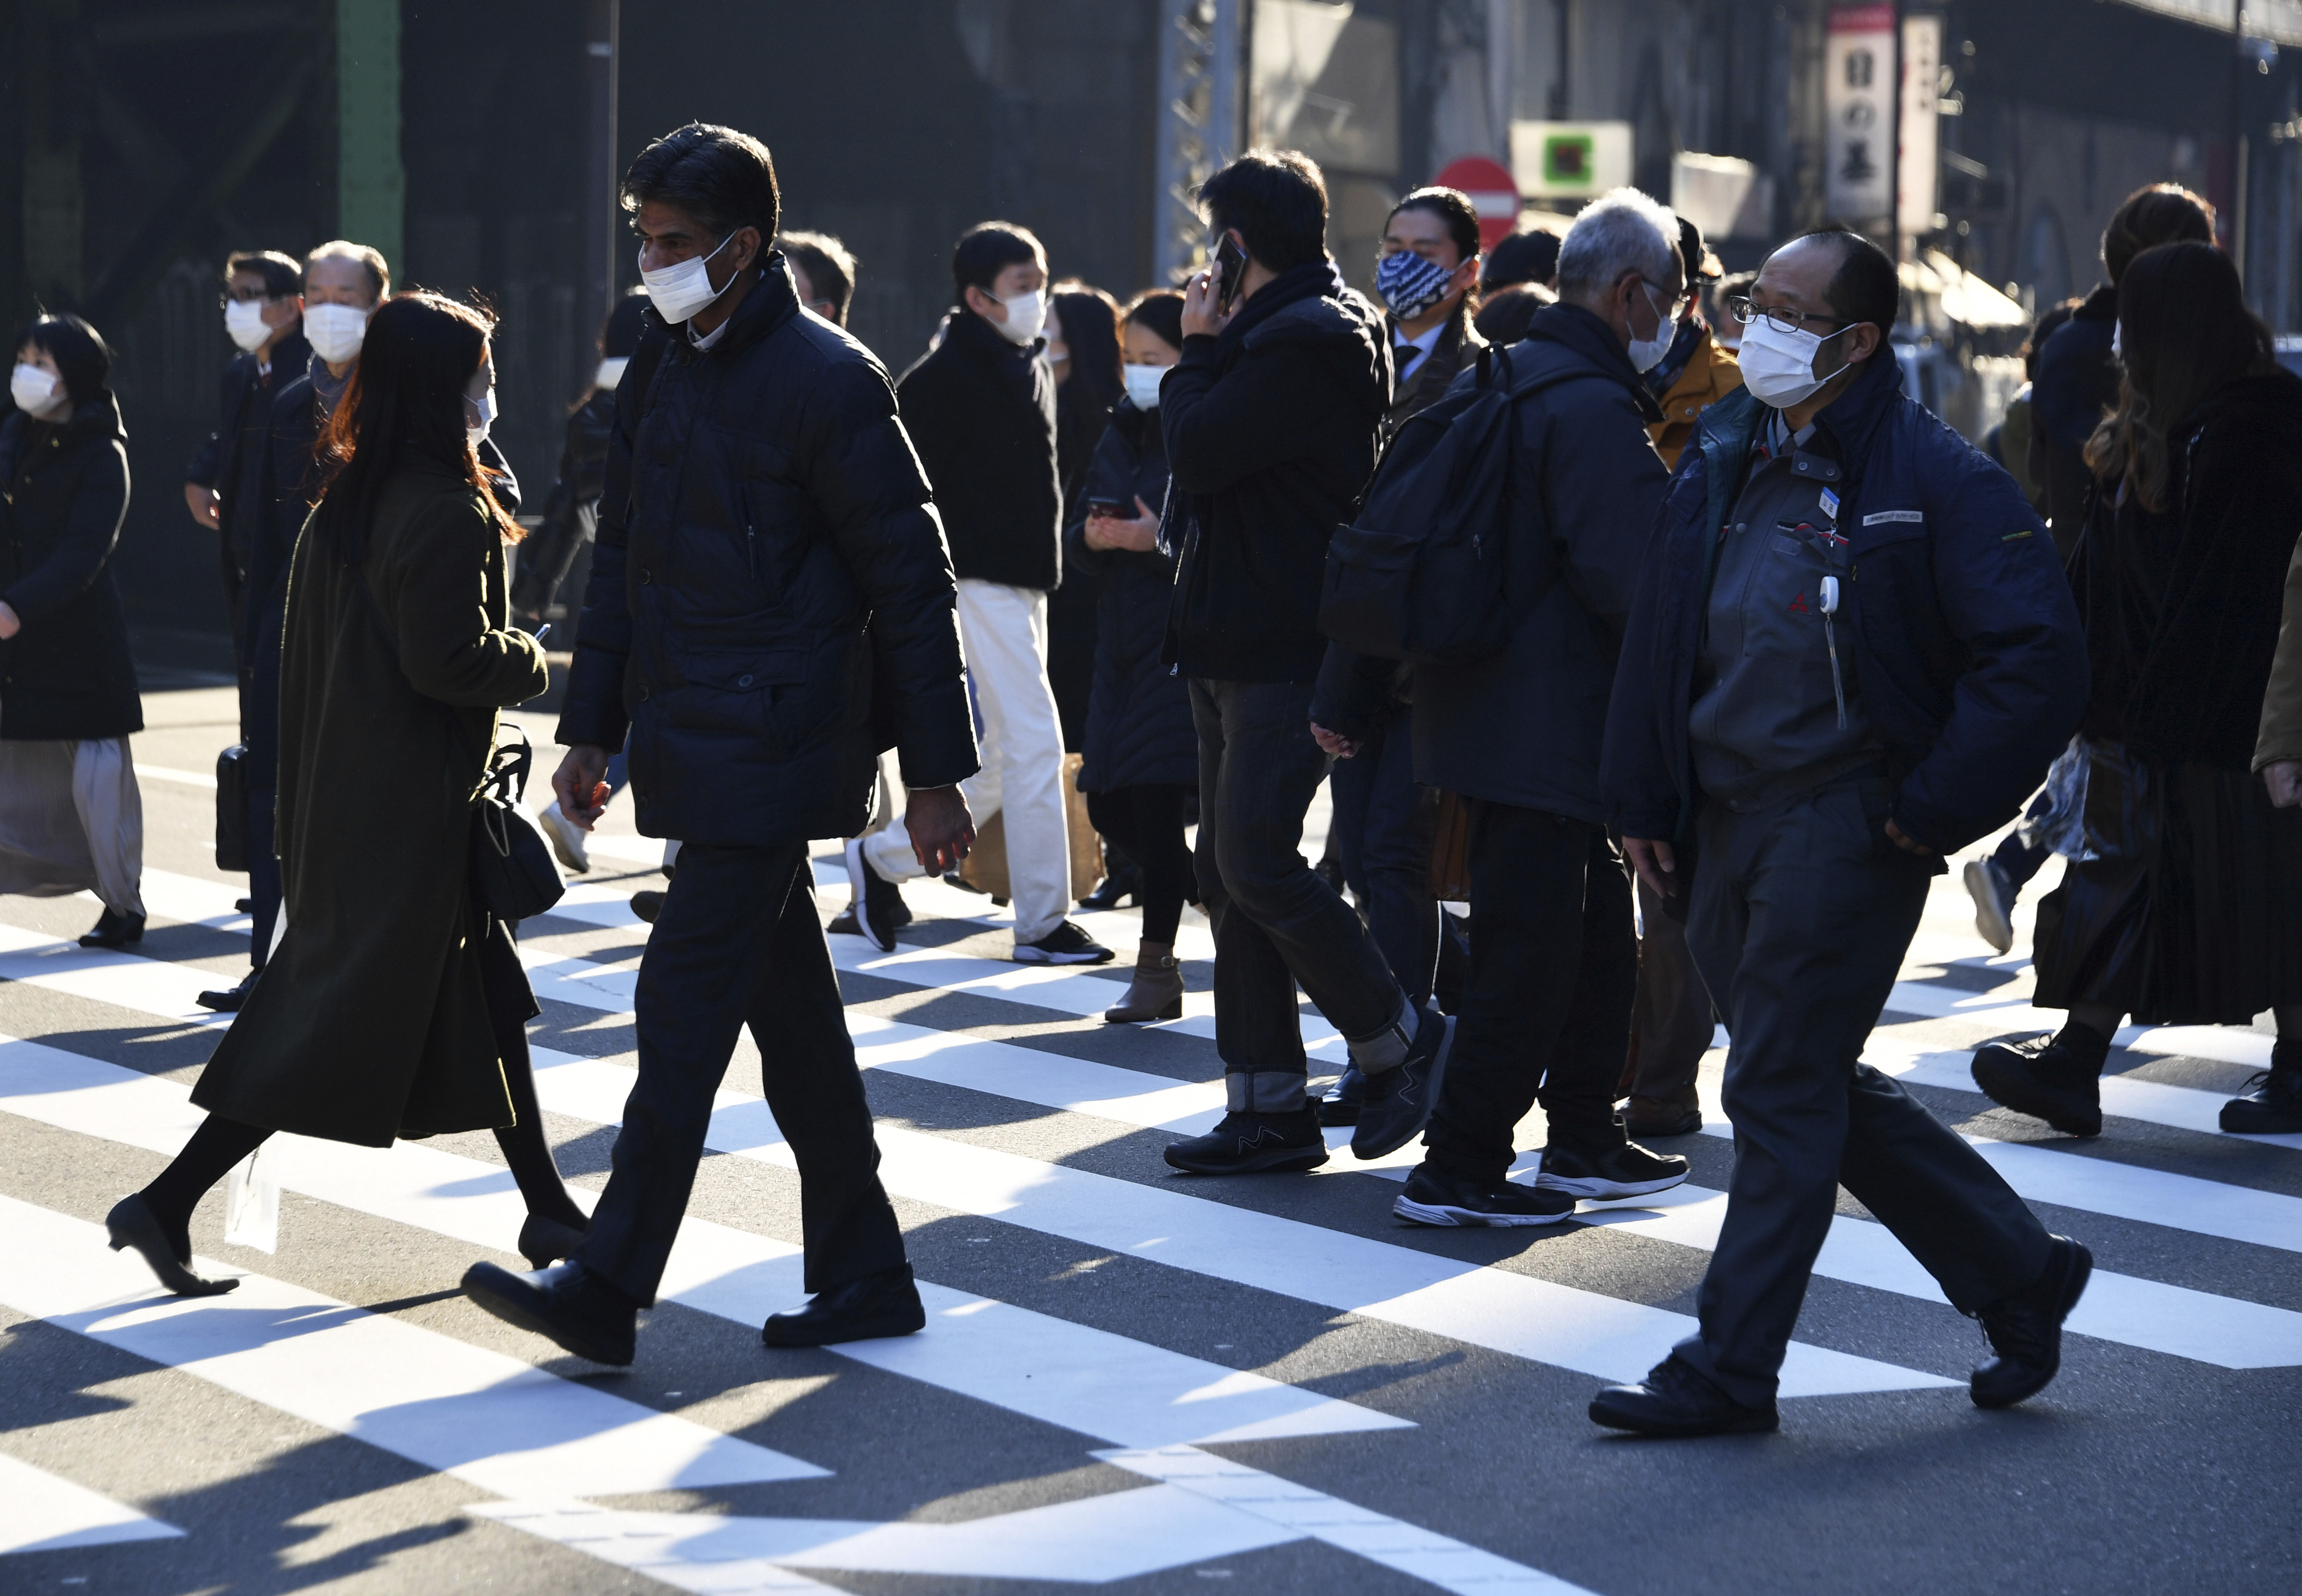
top-left (1087, 783), bottom-right (1194, 944)
top-left (141, 923), bottom-right (582, 1260)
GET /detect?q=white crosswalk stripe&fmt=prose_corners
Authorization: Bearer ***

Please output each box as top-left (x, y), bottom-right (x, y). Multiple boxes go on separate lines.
top-left (5, 832), bottom-right (2299, 1590)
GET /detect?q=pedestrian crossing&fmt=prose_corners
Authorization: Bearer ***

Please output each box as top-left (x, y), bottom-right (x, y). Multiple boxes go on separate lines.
top-left (4, 807), bottom-right (2300, 1591)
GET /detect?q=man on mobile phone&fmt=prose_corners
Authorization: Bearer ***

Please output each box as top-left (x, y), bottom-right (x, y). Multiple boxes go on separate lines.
top-left (1156, 149), bottom-right (1446, 1176)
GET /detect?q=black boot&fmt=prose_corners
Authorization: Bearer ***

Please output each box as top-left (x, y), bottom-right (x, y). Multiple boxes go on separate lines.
top-left (1970, 1235), bottom-right (2093, 1408)
top-left (80, 908), bottom-right (145, 949)
top-left (2221, 1041), bottom-right (2302, 1134)
top-left (1971, 1026), bottom-right (2106, 1137)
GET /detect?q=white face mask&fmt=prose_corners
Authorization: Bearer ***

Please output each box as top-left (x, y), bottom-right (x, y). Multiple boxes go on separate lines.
top-left (1736, 313), bottom-right (1851, 409)
top-left (595, 356), bottom-right (630, 391)
top-left (1122, 362), bottom-right (1167, 410)
top-left (464, 384), bottom-right (497, 448)
top-left (988, 288), bottom-right (1046, 345)
top-left (305, 302), bottom-right (371, 365)
top-left (639, 233), bottom-right (735, 325)
top-left (1626, 282), bottom-right (1675, 374)
top-left (225, 298), bottom-right (274, 353)
top-left (10, 363), bottom-right (61, 416)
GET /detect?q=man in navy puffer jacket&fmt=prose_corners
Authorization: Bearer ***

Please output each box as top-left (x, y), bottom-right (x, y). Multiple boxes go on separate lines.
top-left (1592, 230), bottom-right (2094, 1437)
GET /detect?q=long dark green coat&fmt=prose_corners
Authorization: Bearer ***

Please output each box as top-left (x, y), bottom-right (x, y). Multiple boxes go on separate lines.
top-left (193, 459), bottom-right (550, 1145)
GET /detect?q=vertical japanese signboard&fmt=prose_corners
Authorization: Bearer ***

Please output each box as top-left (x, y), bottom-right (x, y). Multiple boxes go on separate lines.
top-left (1898, 11), bottom-right (1943, 240)
top-left (1825, 3), bottom-right (1896, 224)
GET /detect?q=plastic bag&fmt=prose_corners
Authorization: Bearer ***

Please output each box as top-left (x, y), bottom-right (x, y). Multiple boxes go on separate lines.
top-left (2021, 738), bottom-right (2099, 862)
top-left (223, 1144), bottom-right (279, 1252)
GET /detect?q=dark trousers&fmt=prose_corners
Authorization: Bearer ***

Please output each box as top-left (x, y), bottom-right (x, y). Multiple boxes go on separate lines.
top-left (1424, 799), bottom-right (1636, 1181)
top-left (1085, 783), bottom-right (1193, 944)
top-left (1622, 877), bottom-right (1713, 1111)
top-left (1328, 701), bottom-right (1441, 1008)
top-left (1190, 678), bottom-right (1404, 1113)
top-left (247, 784), bottom-right (280, 971)
top-left (576, 842), bottom-right (905, 1305)
top-left (1990, 788), bottom-right (2056, 891)
top-left (1680, 781), bottom-right (2053, 1406)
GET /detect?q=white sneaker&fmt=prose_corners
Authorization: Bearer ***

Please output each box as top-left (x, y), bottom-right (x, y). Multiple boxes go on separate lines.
top-left (538, 801), bottom-right (592, 875)
top-left (841, 838), bottom-right (894, 952)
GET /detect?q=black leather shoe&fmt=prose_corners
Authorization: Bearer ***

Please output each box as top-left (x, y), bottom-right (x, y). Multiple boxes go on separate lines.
top-left (461, 1259), bottom-right (636, 1366)
top-left (630, 890), bottom-right (665, 924)
top-left (1079, 868), bottom-right (1140, 910)
top-left (517, 1213), bottom-right (589, 1270)
top-left (105, 1194), bottom-right (237, 1297)
top-left (1316, 1066), bottom-right (1365, 1127)
top-left (2221, 1048), bottom-right (2302, 1134)
top-left (1970, 1235), bottom-right (2093, 1409)
top-left (1971, 1034), bottom-right (2103, 1137)
top-left (196, 968), bottom-right (259, 1013)
top-left (80, 909), bottom-right (145, 949)
top-left (1164, 1109), bottom-right (1329, 1175)
top-left (234, 897), bottom-right (253, 913)
top-left (1351, 1007), bottom-right (1455, 1160)
top-left (762, 1263), bottom-right (925, 1347)
top-left (1590, 1353), bottom-right (1779, 1437)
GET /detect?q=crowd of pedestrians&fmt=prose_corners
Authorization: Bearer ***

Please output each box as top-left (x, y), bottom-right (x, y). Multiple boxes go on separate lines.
top-left (24, 114), bottom-right (2302, 1442)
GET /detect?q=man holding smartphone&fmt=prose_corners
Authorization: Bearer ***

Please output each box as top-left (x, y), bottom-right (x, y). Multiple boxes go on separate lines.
top-left (1157, 150), bottom-right (1448, 1176)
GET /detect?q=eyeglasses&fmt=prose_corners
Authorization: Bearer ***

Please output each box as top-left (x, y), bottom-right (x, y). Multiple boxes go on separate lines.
top-left (1639, 280), bottom-right (1694, 322)
top-left (1728, 296), bottom-right (1850, 336)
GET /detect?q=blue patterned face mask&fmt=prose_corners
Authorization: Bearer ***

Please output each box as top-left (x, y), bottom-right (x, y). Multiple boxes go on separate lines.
top-left (1376, 249), bottom-right (1455, 319)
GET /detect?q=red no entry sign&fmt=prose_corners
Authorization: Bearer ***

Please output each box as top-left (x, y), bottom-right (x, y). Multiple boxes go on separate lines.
top-left (1433, 155), bottom-right (1523, 251)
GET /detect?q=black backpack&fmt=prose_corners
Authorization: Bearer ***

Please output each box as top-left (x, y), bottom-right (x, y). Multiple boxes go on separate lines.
top-left (1317, 343), bottom-right (1570, 665)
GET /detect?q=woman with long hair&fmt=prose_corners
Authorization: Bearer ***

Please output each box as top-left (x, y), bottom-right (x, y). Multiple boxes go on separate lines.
top-left (0, 313), bottom-right (148, 949)
top-left (1045, 282), bottom-right (1124, 758)
top-left (106, 291), bottom-right (589, 1293)
top-left (1972, 240), bottom-right (2302, 1139)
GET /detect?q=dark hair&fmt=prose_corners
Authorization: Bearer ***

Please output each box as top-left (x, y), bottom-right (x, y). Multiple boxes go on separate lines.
top-left (601, 287), bottom-right (650, 359)
top-left (1200, 149), bottom-right (1329, 273)
top-left (2102, 184), bottom-right (2215, 286)
top-left (312, 293), bottom-right (519, 564)
top-left (952, 221), bottom-right (1043, 303)
top-left (306, 240), bottom-right (390, 302)
top-left (1676, 218), bottom-right (1714, 284)
top-left (1790, 228), bottom-right (1899, 331)
top-left (1480, 227), bottom-right (1560, 291)
top-left (1052, 283), bottom-right (1122, 408)
top-left (15, 313), bottom-right (112, 404)
top-left (2085, 241), bottom-right (2272, 513)
top-left (226, 250), bottom-right (303, 300)
top-left (1390, 188), bottom-right (1480, 267)
top-left (779, 230), bottom-right (856, 324)
top-left (1123, 288), bottom-right (1185, 354)
top-left (621, 122), bottom-right (781, 246)
top-left (1471, 281), bottom-right (1552, 344)
top-left (2020, 295), bottom-right (2085, 383)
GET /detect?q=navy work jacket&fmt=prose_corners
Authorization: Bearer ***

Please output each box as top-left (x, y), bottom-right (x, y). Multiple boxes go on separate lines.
top-left (1600, 351), bottom-right (2088, 857)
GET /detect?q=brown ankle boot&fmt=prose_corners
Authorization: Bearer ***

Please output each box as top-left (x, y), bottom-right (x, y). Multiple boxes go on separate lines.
top-left (1105, 940), bottom-right (1184, 1022)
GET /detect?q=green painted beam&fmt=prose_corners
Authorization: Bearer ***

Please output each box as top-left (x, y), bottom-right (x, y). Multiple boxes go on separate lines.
top-left (336, 0), bottom-right (401, 277)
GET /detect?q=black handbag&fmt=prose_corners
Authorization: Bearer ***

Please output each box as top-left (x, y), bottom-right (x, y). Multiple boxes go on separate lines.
top-left (468, 723), bottom-right (565, 921)
top-left (215, 743), bottom-right (249, 871)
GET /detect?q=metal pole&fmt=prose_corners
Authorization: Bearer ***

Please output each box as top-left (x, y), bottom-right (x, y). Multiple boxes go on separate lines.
top-left (606, 0), bottom-right (621, 301)
top-left (2234, 0), bottom-right (2248, 289)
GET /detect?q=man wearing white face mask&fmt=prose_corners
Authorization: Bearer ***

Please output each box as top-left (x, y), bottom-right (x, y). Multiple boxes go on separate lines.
top-left (867, 222), bottom-right (1113, 966)
top-left (185, 251), bottom-right (307, 694)
top-left (1595, 228), bottom-right (2093, 1437)
top-left (1312, 186), bottom-right (1689, 1213)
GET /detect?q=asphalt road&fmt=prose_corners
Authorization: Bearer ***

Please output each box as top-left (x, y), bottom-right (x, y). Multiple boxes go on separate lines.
top-left (1, 672), bottom-right (2297, 1595)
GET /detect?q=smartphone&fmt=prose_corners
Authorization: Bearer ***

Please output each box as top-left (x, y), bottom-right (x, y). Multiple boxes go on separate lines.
top-left (1211, 231), bottom-right (1249, 313)
top-left (1085, 497), bottom-right (1132, 520)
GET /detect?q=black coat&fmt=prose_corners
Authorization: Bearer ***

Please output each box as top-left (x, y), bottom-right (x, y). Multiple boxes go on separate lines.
top-left (2032, 284), bottom-right (2117, 559)
top-left (0, 395), bottom-right (140, 742)
top-left (1314, 305), bottom-right (1665, 822)
top-left (2070, 368), bottom-right (2302, 772)
top-left (245, 362), bottom-right (518, 786)
top-left (511, 385), bottom-right (616, 619)
top-left (560, 257), bottom-right (979, 846)
top-left (187, 328), bottom-right (312, 586)
top-left (1067, 399), bottom-right (1195, 793)
top-left (1162, 262), bottom-right (1391, 683)
top-left (897, 309), bottom-right (1062, 590)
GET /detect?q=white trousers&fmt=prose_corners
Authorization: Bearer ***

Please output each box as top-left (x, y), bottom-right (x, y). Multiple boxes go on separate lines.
top-left (866, 578), bottom-right (1069, 944)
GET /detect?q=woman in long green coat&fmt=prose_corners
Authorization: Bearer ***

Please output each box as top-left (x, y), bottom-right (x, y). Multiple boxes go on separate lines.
top-left (105, 291), bottom-right (589, 1295)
